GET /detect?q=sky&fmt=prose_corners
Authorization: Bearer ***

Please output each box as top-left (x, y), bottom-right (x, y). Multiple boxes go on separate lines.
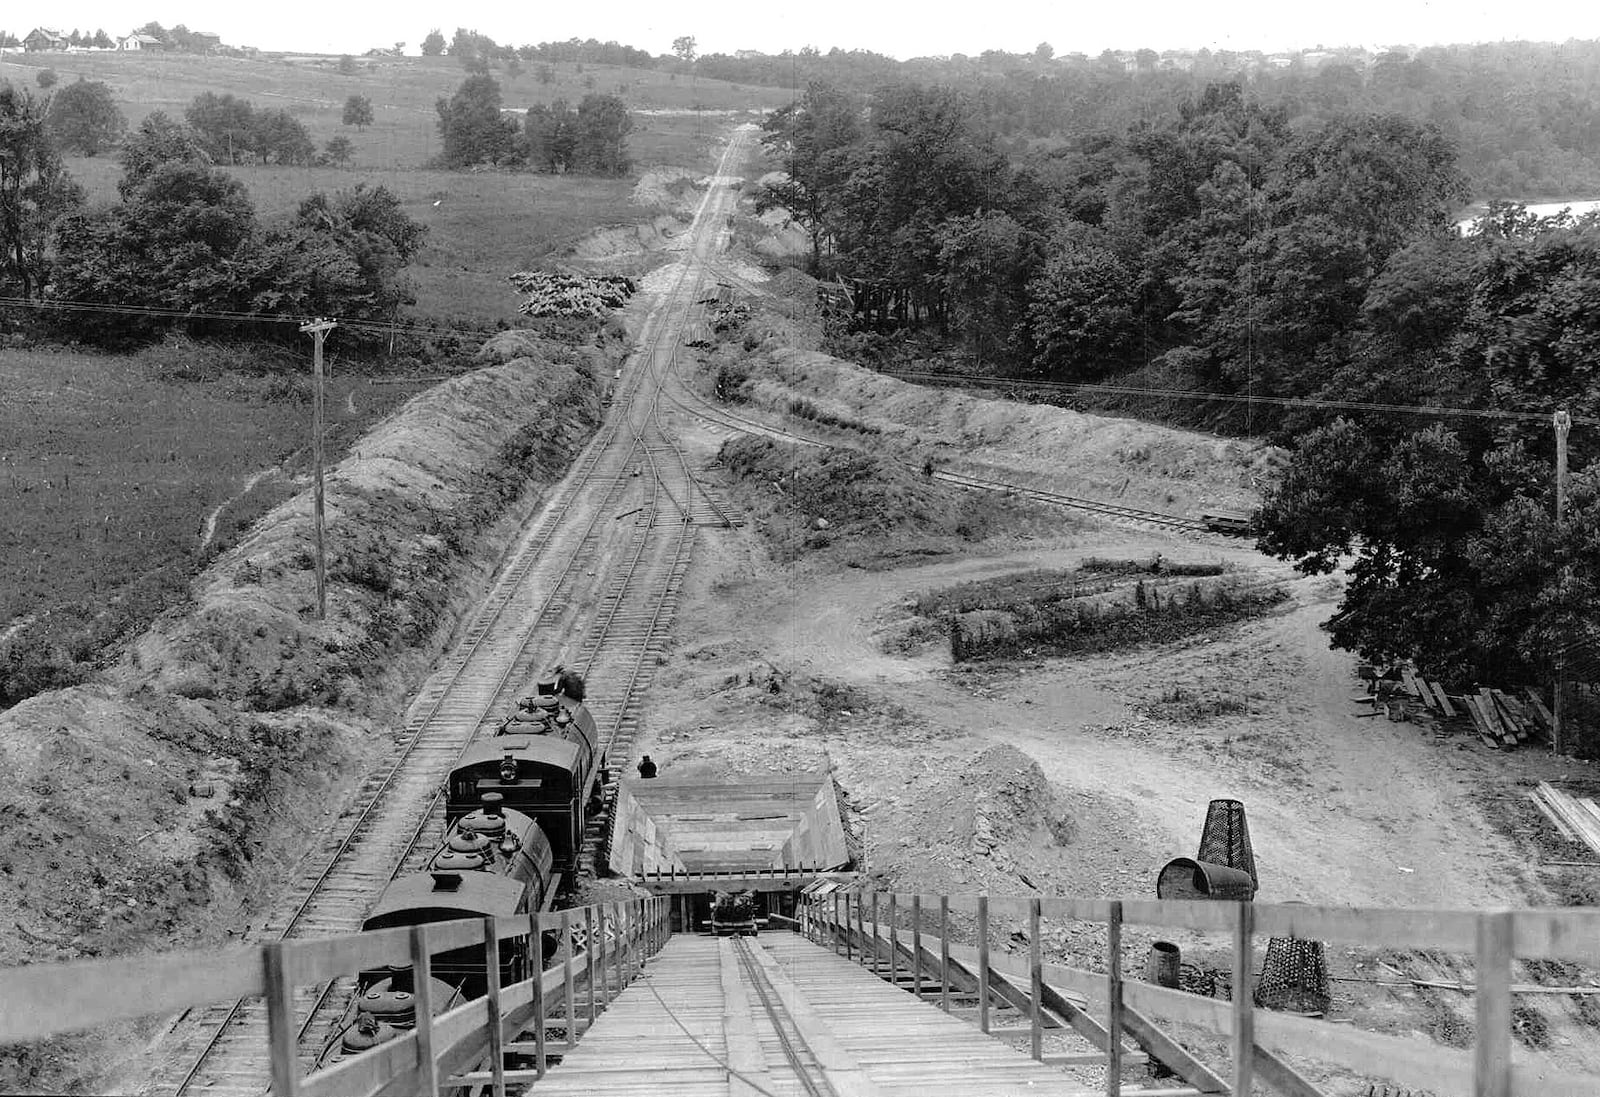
top-left (12, 0), bottom-right (1600, 59)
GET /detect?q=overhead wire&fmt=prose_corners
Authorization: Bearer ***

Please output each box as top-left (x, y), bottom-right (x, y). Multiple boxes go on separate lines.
top-left (3, 291), bottom-right (1574, 426)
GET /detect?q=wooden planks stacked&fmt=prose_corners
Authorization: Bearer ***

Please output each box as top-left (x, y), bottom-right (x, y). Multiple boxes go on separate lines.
top-left (1387, 668), bottom-right (1552, 750)
top-left (1461, 688), bottom-right (1550, 750)
top-left (1530, 783), bottom-right (1600, 855)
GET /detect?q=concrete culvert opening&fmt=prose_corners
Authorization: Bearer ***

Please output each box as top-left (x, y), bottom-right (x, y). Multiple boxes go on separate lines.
top-left (1156, 857), bottom-right (1256, 901)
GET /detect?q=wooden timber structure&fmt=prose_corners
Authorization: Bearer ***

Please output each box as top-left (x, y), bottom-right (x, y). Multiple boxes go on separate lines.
top-left (2, 893), bottom-right (1599, 1096)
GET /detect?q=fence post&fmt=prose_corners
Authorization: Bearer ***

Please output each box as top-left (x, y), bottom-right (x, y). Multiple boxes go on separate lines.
top-left (612, 901), bottom-right (625, 991)
top-left (532, 913), bottom-right (546, 1079)
top-left (596, 904), bottom-right (610, 1009)
top-left (871, 891), bottom-right (881, 971)
top-left (588, 901), bottom-right (601, 1023)
top-left (1475, 912), bottom-right (1514, 1097)
top-left (263, 943), bottom-right (300, 1097)
top-left (410, 925), bottom-right (439, 1097)
top-left (977, 895), bottom-right (990, 1034)
top-left (1230, 902), bottom-right (1254, 1096)
top-left (940, 894), bottom-right (951, 1012)
top-left (855, 891), bottom-right (866, 966)
top-left (1106, 900), bottom-right (1124, 1097)
top-left (482, 918), bottom-right (506, 1097)
top-left (562, 910), bottom-right (576, 1049)
top-left (1029, 896), bottom-right (1043, 1061)
top-left (888, 892), bottom-right (899, 987)
top-left (912, 894), bottom-right (923, 999)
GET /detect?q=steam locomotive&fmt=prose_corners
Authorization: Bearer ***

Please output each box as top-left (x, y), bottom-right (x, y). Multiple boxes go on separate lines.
top-left (315, 669), bottom-right (605, 1072)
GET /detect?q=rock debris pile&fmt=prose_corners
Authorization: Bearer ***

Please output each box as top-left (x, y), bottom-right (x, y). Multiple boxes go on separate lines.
top-left (510, 271), bottom-right (637, 319)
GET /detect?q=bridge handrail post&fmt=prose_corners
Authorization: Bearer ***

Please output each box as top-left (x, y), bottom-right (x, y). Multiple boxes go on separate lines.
top-left (586, 905), bottom-right (599, 1021)
top-left (1229, 902), bottom-right (1253, 1096)
top-left (612, 901), bottom-right (625, 992)
top-left (410, 924), bottom-right (440, 1097)
top-left (1029, 896), bottom-right (1043, 1061)
top-left (939, 894), bottom-right (951, 1012)
top-left (595, 904), bottom-right (609, 1009)
top-left (532, 913), bottom-right (547, 1079)
top-left (887, 892), bottom-right (899, 988)
top-left (855, 890), bottom-right (866, 967)
top-left (482, 917), bottom-right (506, 1097)
top-left (562, 910), bottom-right (576, 1050)
top-left (264, 942), bottom-right (300, 1097)
top-left (911, 894), bottom-right (922, 1000)
top-left (871, 891), bottom-right (881, 972)
top-left (977, 895), bottom-right (990, 1034)
top-left (1106, 900), bottom-right (1124, 1095)
top-left (1476, 911), bottom-right (1514, 1097)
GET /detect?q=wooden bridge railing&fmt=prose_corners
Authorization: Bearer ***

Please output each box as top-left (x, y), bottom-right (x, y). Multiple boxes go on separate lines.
top-left (0, 895), bottom-right (672, 1097)
top-left (801, 891), bottom-right (1600, 1097)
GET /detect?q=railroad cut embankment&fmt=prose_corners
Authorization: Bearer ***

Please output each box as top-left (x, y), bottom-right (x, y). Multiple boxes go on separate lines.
top-left (734, 345), bottom-right (1279, 520)
top-left (0, 332), bottom-right (610, 1094)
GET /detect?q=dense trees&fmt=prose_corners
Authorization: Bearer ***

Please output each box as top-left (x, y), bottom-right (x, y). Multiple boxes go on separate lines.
top-left (435, 75), bottom-right (517, 167)
top-left (574, 94), bottom-right (632, 175)
top-left (421, 29), bottom-right (446, 56)
top-left (343, 95), bottom-right (374, 130)
top-left (0, 84), bottom-right (82, 298)
top-left (45, 79), bottom-right (126, 155)
top-left (49, 149), bottom-right (426, 344)
top-left (181, 93), bottom-right (315, 166)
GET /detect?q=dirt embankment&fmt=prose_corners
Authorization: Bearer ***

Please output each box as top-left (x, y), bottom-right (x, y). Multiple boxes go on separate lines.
top-left (0, 330), bottom-right (613, 1094)
top-left (734, 346), bottom-right (1279, 520)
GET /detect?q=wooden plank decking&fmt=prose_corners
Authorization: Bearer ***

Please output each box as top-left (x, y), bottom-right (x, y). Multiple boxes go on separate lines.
top-left (529, 933), bottom-right (1110, 1096)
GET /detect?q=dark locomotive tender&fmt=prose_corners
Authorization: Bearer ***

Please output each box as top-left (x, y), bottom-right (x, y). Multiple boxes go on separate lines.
top-left (446, 670), bottom-right (607, 875)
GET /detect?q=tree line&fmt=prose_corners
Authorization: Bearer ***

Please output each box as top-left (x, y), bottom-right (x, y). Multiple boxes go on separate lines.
top-left (434, 75), bottom-right (632, 174)
top-left (760, 76), bottom-right (1600, 721)
top-left (700, 40), bottom-right (1600, 199)
top-left (0, 85), bottom-right (427, 346)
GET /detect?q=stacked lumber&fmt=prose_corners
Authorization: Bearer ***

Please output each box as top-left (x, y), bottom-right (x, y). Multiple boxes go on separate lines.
top-left (1384, 667), bottom-right (1552, 749)
top-left (1529, 783), bottom-right (1600, 855)
top-left (509, 271), bottom-right (637, 318)
top-left (1460, 687), bottom-right (1550, 750)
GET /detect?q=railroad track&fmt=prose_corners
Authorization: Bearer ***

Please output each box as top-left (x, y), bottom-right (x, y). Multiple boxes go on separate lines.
top-left (734, 937), bottom-right (836, 1097)
top-left (657, 356), bottom-right (1212, 533)
top-left (143, 128), bottom-right (757, 1097)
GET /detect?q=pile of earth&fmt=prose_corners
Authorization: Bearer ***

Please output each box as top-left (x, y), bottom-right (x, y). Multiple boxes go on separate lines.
top-left (0, 328), bottom-right (615, 1094)
top-left (716, 434), bottom-right (1067, 567)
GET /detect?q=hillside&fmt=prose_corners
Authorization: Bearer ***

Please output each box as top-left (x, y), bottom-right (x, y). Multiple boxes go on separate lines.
top-left (0, 51), bottom-right (789, 167)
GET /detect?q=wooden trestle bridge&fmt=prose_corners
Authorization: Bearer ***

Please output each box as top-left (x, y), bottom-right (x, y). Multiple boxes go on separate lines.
top-left (3, 884), bottom-right (1600, 1097)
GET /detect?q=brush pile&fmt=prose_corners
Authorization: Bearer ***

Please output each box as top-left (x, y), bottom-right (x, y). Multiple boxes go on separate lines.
top-left (509, 271), bottom-right (637, 318)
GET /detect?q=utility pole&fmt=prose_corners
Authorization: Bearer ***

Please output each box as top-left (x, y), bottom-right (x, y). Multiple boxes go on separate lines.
top-left (1553, 408), bottom-right (1572, 755)
top-left (301, 318), bottom-right (336, 621)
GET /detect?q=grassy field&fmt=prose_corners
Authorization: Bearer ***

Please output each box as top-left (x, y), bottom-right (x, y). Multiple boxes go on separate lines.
top-left (8, 50), bottom-right (776, 326)
top-left (0, 344), bottom-right (420, 706)
top-left (0, 52), bottom-right (786, 168)
top-left (65, 156), bottom-right (643, 326)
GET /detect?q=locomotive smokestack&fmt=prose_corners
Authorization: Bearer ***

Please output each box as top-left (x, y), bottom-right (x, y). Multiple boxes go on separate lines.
top-left (481, 792), bottom-right (504, 817)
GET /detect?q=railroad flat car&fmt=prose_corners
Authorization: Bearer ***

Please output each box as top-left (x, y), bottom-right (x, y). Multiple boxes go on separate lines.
top-left (445, 674), bottom-right (605, 874)
top-left (1202, 511), bottom-right (1256, 537)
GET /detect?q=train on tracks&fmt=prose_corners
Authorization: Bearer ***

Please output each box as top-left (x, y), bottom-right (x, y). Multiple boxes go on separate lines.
top-left (317, 669), bottom-right (607, 1071)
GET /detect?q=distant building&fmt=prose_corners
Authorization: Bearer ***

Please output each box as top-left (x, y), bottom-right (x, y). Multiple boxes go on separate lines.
top-left (192, 30), bottom-right (223, 52)
top-left (23, 27), bottom-right (68, 51)
top-left (117, 33), bottom-right (164, 51)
